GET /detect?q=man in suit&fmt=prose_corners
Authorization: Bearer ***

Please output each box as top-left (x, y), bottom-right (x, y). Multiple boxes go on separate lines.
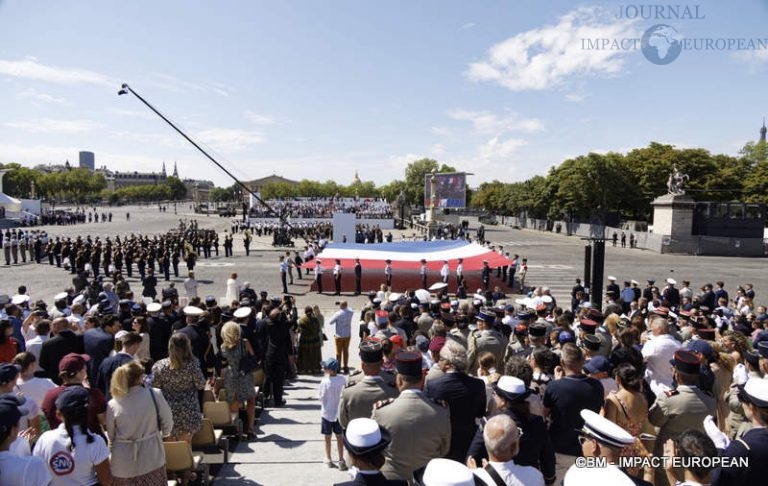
top-left (96, 331), bottom-right (141, 399)
top-left (372, 351), bottom-right (450, 482)
top-left (339, 340), bottom-right (398, 428)
top-left (39, 317), bottom-right (85, 384)
top-left (83, 314), bottom-right (120, 386)
top-left (649, 349), bottom-right (717, 486)
top-left (467, 308), bottom-right (507, 374)
top-left (424, 339), bottom-right (486, 462)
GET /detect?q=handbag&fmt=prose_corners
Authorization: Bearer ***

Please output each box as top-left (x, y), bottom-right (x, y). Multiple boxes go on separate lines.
top-left (147, 387), bottom-right (162, 434)
top-left (238, 340), bottom-right (259, 376)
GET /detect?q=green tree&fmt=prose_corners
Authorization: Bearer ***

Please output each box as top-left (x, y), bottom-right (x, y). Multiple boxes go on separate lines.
top-left (403, 158), bottom-right (457, 206)
top-left (164, 176), bottom-right (187, 201)
top-left (0, 163), bottom-right (40, 198)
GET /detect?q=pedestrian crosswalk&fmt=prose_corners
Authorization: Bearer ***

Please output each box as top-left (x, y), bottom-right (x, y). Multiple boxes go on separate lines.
top-left (497, 239), bottom-right (573, 247)
top-left (509, 263), bottom-right (579, 305)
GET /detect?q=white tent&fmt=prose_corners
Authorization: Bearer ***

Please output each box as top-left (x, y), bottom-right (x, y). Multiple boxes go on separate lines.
top-left (0, 171), bottom-right (22, 213)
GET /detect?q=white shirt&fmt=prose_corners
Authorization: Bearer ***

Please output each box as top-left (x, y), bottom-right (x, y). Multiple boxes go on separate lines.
top-left (456, 263), bottom-right (463, 276)
top-left (642, 333), bottom-right (681, 396)
top-left (440, 264), bottom-right (449, 278)
top-left (474, 460), bottom-right (545, 486)
top-left (33, 424), bottom-right (109, 486)
top-left (25, 334), bottom-right (49, 368)
top-left (16, 376), bottom-right (56, 409)
top-left (318, 374), bottom-right (346, 422)
top-left (0, 450), bottom-right (51, 486)
top-left (333, 264), bottom-right (341, 276)
top-left (329, 308), bottom-right (354, 338)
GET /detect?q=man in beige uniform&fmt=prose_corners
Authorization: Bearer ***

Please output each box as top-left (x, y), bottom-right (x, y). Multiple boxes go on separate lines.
top-left (467, 308), bottom-right (507, 375)
top-left (649, 349), bottom-right (716, 486)
top-left (339, 340), bottom-right (398, 428)
top-left (372, 351), bottom-right (450, 483)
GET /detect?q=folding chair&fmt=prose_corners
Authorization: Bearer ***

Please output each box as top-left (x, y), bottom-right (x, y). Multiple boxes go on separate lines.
top-left (201, 389), bottom-right (215, 404)
top-left (191, 418), bottom-right (228, 464)
top-left (163, 440), bottom-right (209, 486)
top-left (203, 400), bottom-right (241, 435)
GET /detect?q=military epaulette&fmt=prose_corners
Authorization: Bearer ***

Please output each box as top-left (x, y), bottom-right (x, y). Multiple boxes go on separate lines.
top-left (345, 380), bottom-right (358, 388)
top-left (374, 398), bottom-right (395, 409)
top-left (664, 389), bottom-right (679, 397)
top-left (349, 370), bottom-right (363, 378)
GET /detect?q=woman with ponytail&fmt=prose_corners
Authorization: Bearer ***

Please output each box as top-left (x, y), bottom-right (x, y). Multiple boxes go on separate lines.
top-left (33, 386), bottom-right (111, 485)
top-left (107, 360), bottom-right (173, 486)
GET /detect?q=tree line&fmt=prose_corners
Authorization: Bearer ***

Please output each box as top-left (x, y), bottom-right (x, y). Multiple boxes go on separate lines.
top-left (0, 163), bottom-right (186, 204)
top-left (471, 142), bottom-right (767, 221)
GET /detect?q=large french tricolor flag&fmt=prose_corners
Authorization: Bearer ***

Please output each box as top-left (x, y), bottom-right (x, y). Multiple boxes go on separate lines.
top-left (307, 240), bottom-right (510, 270)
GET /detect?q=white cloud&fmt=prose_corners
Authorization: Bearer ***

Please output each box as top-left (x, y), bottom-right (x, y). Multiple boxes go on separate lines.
top-left (466, 8), bottom-right (640, 91)
top-left (460, 22), bottom-right (476, 30)
top-left (5, 118), bottom-right (103, 133)
top-left (431, 126), bottom-right (452, 136)
top-left (0, 58), bottom-right (114, 87)
top-left (430, 143), bottom-right (446, 156)
top-left (478, 136), bottom-right (528, 160)
top-left (17, 88), bottom-right (67, 105)
top-left (243, 110), bottom-right (275, 125)
top-left (733, 50), bottom-right (768, 64)
top-left (447, 109), bottom-right (544, 134)
top-left (194, 128), bottom-right (265, 153)
top-left (565, 92), bottom-right (587, 102)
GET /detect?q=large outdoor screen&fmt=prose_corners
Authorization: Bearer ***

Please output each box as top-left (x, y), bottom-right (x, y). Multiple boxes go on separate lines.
top-left (424, 172), bottom-right (467, 208)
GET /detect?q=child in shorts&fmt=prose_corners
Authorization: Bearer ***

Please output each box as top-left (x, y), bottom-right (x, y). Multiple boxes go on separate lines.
top-left (318, 357), bottom-right (347, 470)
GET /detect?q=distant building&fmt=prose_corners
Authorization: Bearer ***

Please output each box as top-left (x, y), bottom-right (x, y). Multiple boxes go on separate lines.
top-left (99, 165), bottom-right (168, 191)
top-left (243, 174), bottom-right (299, 195)
top-left (79, 151), bottom-right (95, 171)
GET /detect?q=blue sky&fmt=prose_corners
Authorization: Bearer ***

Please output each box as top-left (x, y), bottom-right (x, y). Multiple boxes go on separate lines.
top-left (1, 0), bottom-right (767, 188)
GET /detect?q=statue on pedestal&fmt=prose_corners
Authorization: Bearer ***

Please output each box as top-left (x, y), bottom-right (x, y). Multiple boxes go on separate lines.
top-left (666, 164), bottom-right (689, 195)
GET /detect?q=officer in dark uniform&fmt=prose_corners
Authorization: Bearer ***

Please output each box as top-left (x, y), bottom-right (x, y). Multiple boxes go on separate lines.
top-left (467, 375), bottom-right (556, 484)
top-left (710, 377), bottom-right (768, 486)
top-left (354, 257), bottom-right (362, 295)
top-left (334, 418), bottom-right (407, 486)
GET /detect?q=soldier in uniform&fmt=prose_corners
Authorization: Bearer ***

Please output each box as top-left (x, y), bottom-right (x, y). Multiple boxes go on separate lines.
top-left (649, 349), bottom-right (716, 486)
top-left (384, 259), bottom-right (392, 288)
top-left (419, 259), bottom-right (428, 289)
top-left (467, 308), bottom-right (507, 375)
top-left (709, 377), bottom-right (768, 486)
top-left (372, 351), bottom-right (450, 482)
top-left (335, 418), bottom-right (407, 486)
top-left (354, 257), bottom-right (362, 295)
top-left (339, 340), bottom-right (398, 428)
top-left (333, 259), bottom-right (342, 296)
top-left (314, 259), bottom-right (324, 294)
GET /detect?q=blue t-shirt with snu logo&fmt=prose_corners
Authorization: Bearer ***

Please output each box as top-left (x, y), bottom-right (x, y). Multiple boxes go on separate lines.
top-left (543, 374), bottom-right (605, 455)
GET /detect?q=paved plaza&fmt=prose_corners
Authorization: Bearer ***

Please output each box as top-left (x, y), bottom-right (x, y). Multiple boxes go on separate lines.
top-left (2, 205), bottom-right (766, 485)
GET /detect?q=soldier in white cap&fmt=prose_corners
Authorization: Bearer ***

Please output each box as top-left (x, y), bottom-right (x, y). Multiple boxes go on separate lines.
top-left (567, 409), bottom-right (651, 486)
top-left (333, 418), bottom-right (406, 486)
top-left (440, 260), bottom-right (450, 285)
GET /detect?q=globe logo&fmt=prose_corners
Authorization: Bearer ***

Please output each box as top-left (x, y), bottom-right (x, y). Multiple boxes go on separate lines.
top-left (641, 24), bottom-right (682, 65)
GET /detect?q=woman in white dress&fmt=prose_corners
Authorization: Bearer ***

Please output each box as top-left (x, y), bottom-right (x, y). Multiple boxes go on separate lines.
top-left (225, 272), bottom-right (240, 305)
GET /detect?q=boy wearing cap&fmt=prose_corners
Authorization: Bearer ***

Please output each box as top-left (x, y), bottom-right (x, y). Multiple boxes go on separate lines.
top-left (649, 349), bottom-right (716, 486)
top-left (0, 395), bottom-right (51, 485)
top-left (372, 351), bottom-right (450, 482)
top-left (319, 358), bottom-right (347, 470)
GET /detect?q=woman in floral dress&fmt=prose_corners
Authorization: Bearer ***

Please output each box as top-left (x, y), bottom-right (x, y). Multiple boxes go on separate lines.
top-left (219, 322), bottom-right (257, 438)
top-left (151, 333), bottom-right (206, 443)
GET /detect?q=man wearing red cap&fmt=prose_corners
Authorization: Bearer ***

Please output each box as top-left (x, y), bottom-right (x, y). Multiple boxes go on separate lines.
top-left (372, 352), bottom-right (450, 482)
